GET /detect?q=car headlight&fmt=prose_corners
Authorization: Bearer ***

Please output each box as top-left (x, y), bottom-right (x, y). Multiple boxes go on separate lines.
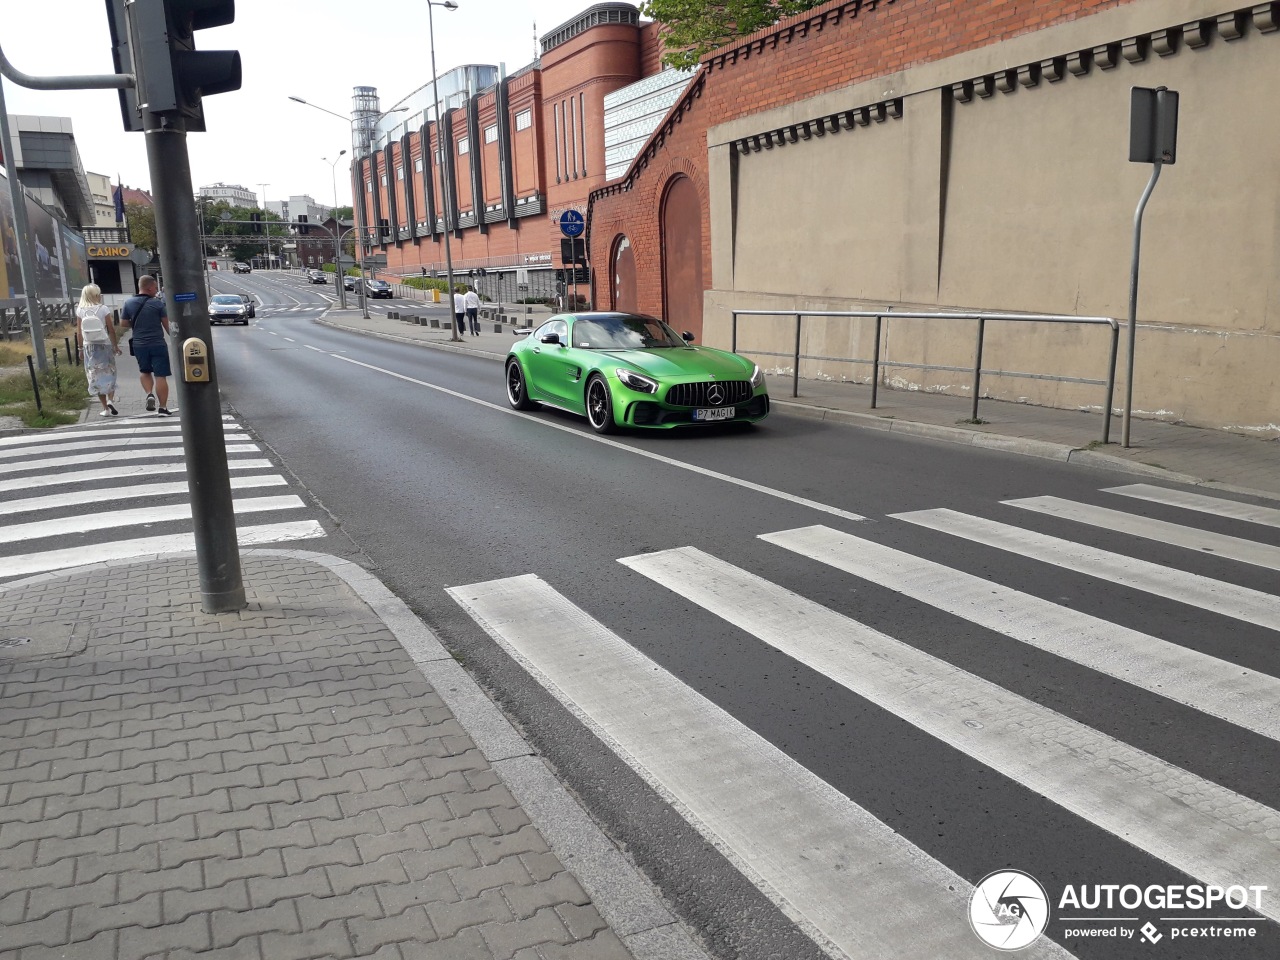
top-left (749, 363), bottom-right (764, 389)
top-left (615, 368), bottom-right (658, 394)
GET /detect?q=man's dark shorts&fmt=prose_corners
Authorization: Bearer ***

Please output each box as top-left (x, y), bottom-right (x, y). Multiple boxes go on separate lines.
top-left (134, 342), bottom-right (171, 377)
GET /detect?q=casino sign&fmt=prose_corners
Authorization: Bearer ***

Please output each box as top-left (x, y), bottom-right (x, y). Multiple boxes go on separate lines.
top-left (86, 242), bottom-right (138, 259)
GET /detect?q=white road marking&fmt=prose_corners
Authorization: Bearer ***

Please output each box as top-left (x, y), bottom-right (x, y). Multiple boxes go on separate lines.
top-left (448, 574), bottom-right (1064, 960)
top-left (283, 337), bottom-right (296, 343)
top-left (303, 345), bottom-right (325, 353)
top-left (0, 421), bottom-right (241, 450)
top-left (893, 508), bottom-right (1280, 632)
top-left (625, 539), bottom-right (1280, 922)
top-left (1104, 483), bottom-right (1280, 530)
top-left (763, 522), bottom-right (1280, 741)
top-left (0, 433), bottom-right (251, 462)
top-left (0, 475), bottom-right (288, 518)
top-left (0, 443), bottom-right (261, 476)
top-left (1007, 496), bottom-right (1280, 571)
top-left (0, 520), bottom-right (326, 579)
top-left (330, 355), bottom-right (865, 523)
top-left (0, 494), bottom-right (304, 546)
top-left (0, 458), bottom-right (273, 495)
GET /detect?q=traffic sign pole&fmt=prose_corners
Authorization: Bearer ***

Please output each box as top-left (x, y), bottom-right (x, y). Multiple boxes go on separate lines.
top-left (559, 210), bottom-right (585, 311)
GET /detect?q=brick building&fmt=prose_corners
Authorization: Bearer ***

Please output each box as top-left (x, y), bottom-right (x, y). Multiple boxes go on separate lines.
top-left (356, 2), bottom-right (667, 302)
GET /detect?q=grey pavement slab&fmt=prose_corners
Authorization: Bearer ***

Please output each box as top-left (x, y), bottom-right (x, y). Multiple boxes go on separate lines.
top-left (0, 553), bottom-right (706, 960)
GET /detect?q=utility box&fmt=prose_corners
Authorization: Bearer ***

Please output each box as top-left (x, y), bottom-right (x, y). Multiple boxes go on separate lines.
top-left (182, 337), bottom-right (210, 383)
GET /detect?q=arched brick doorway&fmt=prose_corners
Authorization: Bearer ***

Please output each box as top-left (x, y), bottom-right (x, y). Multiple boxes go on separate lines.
top-left (661, 175), bottom-right (703, 339)
top-left (612, 234), bottom-right (637, 313)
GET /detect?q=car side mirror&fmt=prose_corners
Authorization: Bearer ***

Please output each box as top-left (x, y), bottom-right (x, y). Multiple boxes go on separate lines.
top-left (540, 333), bottom-right (561, 345)
top-left (682, 331), bottom-right (695, 342)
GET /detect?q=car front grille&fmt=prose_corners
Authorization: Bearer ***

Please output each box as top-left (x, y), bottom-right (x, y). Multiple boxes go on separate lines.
top-left (664, 380), bottom-right (753, 408)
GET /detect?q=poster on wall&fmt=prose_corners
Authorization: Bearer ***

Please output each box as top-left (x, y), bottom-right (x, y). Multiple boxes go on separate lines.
top-left (0, 172), bottom-right (16, 299)
top-left (59, 223), bottom-right (89, 296)
top-left (24, 196), bottom-right (64, 299)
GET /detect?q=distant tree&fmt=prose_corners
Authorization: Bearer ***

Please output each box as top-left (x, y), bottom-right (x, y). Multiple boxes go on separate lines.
top-left (124, 202), bottom-right (157, 254)
top-left (640, 0), bottom-right (826, 69)
top-left (329, 205), bottom-right (353, 222)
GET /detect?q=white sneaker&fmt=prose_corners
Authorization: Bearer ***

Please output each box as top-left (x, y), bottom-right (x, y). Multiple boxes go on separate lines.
top-left (99, 409), bottom-right (112, 418)
top-left (145, 393), bottom-right (157, 411)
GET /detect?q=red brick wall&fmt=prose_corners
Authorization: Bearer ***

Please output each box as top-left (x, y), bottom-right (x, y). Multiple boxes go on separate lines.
top-left (588, 0), bottom-right (1142, 337)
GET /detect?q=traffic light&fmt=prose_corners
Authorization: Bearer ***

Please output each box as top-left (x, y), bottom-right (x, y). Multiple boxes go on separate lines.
top-left (378, 218), bottom-right (391, 241)
top-left (124, 0), bottom-right (242, 133)
top-left (297, 215), bottom-right (309, 236)
top-left (560, 237), bottom-right (586, 265)
top-left (105, 1), bottom-right (143, 131)
top-left (250, 212), bottom-right (262, 234)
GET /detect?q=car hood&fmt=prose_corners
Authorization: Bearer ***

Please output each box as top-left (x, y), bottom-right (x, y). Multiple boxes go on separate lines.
top-left (211, 303), bottom-right (243, 310)
top-left (597, 347), bottom-right (754, 381)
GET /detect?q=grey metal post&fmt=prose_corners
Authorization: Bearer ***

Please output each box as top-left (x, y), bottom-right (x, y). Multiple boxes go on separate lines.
top-left (0, 77), bottom-right (47, 370)
top-left (730, 311), bottom-right (737, 354)
top-left (792, 313), bottom-right (801, 398)
top-left (971, 316), bottom-right (985, 422)
top-left (871, 315), bottom-right (882, 409)
top-left (1103, 322), bottom-right (1119, 445)
top-left (1123, 161), bottom-right (1163, 448)
top-left (428, 0), bottom-right (460, 341)
top-left (144, 112), bottom-right (244, 613)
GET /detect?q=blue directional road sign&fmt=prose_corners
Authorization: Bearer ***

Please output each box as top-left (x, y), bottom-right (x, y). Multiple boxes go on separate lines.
top-left (559, 209), bottom-right (585, 238)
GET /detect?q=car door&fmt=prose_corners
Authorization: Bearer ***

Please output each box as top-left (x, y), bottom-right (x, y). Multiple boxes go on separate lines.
top-left (523, 319), bottom-right (580, 408)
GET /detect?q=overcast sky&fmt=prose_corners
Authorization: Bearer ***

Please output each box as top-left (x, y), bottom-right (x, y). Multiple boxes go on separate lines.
top-left (3, 0), bottom-right (602, 210)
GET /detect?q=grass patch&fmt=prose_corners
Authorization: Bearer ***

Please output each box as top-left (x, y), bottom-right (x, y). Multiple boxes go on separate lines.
top-left (0, 362), bottom-right (90, 428)
top-left (957, 417), bottom-right (989, 425)
top-left (0, 323), bottom-right (81, 368)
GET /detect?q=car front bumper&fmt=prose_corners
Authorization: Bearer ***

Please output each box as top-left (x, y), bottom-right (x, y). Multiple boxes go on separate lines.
top-left (621, 392), bottom-right (769, 427)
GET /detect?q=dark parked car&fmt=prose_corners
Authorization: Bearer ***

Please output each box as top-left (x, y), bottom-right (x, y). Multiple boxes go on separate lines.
top-left (343, 275), bottom-right (359, 291)
top-left (367, 280), bottom-right (393, 299)
top-left (308, 269), bottom-right (329, 284)
top-left (232, 262), bottom-right (251, 274)
top-left (239, 294), bottom-right (256, 318)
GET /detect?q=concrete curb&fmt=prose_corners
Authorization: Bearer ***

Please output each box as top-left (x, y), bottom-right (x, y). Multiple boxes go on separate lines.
top-left (0, 549), bottom-right (712, 960)
top-left (315, 311), bottom-right (509, 362)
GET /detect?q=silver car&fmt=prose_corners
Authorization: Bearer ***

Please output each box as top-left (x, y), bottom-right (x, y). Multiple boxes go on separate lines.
top-left (209, 294), bottom-right (249, 325)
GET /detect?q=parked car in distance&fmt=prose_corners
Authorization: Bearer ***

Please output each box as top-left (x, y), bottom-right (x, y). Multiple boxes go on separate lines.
top-left (367, 280), bottom-right (393, 299)
top-left (233, 262), bottom-right (251, 274)
top-left (239, 294), bottom-right (256, 318)
top-left (343, 275), bottom-right (359, 291)
top-left (209, 294), bottom-right (250, 325)
top-left (308, 269), bottom-right (329, 284)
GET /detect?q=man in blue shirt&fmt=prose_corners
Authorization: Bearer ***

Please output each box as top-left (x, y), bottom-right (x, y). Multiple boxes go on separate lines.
top-left (120, 275), bottom-right (175, 416)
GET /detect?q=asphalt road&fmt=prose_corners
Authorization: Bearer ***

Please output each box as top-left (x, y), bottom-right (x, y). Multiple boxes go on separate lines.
top-left (203, 273), bottom-right (1280, 960)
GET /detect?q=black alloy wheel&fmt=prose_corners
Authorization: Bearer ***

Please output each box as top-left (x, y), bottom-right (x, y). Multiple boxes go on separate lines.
top-left (585, 375), bottom-right (616, 434)
top-left (506, 359), bottom-right (538, 411)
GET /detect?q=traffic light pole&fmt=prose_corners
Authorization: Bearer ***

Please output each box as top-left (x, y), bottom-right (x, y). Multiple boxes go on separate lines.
top-left (144, 111), bottom-right (245, 612)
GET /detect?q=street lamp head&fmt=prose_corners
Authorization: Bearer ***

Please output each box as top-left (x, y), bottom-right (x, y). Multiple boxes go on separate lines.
top-left (443, 1), bottom-right (458, 9)
top-left (288, 96), bottom-right (307, 104)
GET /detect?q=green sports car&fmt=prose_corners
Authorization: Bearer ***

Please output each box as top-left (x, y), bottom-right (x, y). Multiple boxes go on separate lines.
top-left (504, 311), bottom-right (769, 433)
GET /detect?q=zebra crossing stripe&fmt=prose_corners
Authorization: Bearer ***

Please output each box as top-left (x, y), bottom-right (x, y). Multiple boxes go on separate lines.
top-left (0, 475), bottom-right (289, 518)
top-left (1006, 496), bottom-right (1280, 572)
top-left (762, 522), bottom-right (1280, 741)
top-left (447, 574), bottom-right (1056, 960)
top-left (0, 458), bottom-right (273, 495)
top-left (624, 540), bottom-right (1280, 920)
top-left (892, 508), bottom-right (1280, 633)
top-left (0, 443), bottom-right (261, 476)
top-left (0, 520), bottom-right (325, 579)
top-left (0, 421), bottom-right (243, 449)
top-left (0, 494), bottom-right (303, 546)
top-left (1104, 483), bottom-right (1280, 530)
top-left (0, 433), bottom-right (251, 462)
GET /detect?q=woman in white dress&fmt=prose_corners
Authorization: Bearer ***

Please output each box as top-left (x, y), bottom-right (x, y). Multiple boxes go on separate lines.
top-left (77, 284), bottom-right (122, 416)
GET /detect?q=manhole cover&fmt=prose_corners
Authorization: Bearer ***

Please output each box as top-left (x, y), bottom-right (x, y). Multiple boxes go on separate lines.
top-left (0, 623), bottom-right (87, 661)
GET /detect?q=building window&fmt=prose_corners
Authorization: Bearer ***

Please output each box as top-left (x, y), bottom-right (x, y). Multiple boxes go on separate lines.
top-left (397, 167), bottom-right (404, 181)
top-left (415, 158), bottom-right (423, 173)
top-left (485, 124), bottom-right (498, 144)
top-left (380, 174), bottom-right (387, 186)
top-left (366, 181), bottom-right (372, 192)
top-left (515, 109), bottom-right (532, 131)
top-left (458, 138), bottom-right (469, 155)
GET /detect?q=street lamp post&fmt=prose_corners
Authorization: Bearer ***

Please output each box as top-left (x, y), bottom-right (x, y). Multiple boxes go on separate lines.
top-left (427, 0), bottom-right (461, 341)
top-left (323, 150), bottom-right (348, 307)
top-left (257, 183), bottom-right (271, 269)
top-left (288, 96), bottom-right (406, 320)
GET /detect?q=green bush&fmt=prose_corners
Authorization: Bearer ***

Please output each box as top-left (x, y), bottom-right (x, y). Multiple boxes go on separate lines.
top-left (401, 276), bottom-right (470, 295)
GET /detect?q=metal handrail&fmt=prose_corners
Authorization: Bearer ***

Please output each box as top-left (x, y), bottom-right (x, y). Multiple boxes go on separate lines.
top-left (731, 309), bottom-right (1121, 444)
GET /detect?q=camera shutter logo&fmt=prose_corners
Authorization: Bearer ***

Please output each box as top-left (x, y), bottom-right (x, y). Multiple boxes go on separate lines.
top-left (969, 870), bottom-right (1050, 951)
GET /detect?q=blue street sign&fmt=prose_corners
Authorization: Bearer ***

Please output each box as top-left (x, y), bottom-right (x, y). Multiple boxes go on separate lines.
top-left (174, 292), bottom-right (197, 302)
top-left (559, 209), bottom-right (585, 238)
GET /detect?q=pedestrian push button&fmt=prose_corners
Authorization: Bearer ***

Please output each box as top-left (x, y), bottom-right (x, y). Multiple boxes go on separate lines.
top-left (182, 337), bottom-right (210, 383)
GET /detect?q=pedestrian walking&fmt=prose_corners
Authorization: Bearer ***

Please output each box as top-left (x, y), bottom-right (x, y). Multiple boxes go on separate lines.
top-left (120, 275), bottom-right (176, 416)
top-left (77, 283), bottom-right (121, 417)
top-left (421, 266), bottom-right (427, 278)
top-left (464, 287), bottom-right (481, 336)
top-left (453, 288), bottom-right (466, 336)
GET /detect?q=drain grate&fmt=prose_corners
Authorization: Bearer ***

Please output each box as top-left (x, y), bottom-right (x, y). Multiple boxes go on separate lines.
top-left (0, 637), bottom-right (33, 648)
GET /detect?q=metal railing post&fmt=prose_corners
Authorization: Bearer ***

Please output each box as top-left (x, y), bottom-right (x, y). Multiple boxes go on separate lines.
top-left (971, 316), bottom-right (985, 422)
top-left (1103, 322), bottom-right (1119, 445)
top-left (793, 313), bottom-right (801, 398)
top-left (871, 314), bottom-right (882, 409)
top-left (731, 312), bottom-right (737, 354)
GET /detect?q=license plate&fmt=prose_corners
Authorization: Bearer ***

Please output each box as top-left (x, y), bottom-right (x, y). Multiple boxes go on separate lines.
top-left (693, 407), bottom-right (736, 422)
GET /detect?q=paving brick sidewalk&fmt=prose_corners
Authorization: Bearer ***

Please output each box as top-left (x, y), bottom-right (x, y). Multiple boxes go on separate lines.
top-left (0, 553), bottom-right (677, 960)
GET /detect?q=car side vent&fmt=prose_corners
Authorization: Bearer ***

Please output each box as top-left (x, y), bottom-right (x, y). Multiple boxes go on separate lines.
top-left (664, 381), bottom-right (752, 408)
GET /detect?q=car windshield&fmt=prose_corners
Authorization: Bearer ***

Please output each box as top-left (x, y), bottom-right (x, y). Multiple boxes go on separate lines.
top-left (211, 296), bottom-right (240, 304)
top-left (569, 314), bottom-right (684, 350)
